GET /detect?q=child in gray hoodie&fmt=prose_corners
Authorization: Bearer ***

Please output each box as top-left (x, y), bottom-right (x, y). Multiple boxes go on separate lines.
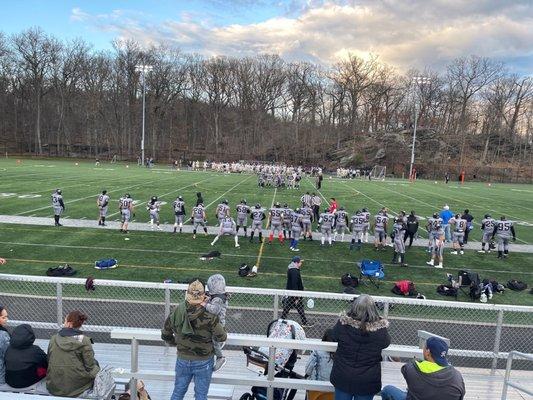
top-left (205, 274), bottom-right (228, 371)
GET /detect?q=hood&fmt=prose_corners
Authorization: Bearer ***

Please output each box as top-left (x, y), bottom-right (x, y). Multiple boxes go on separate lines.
top-left (186, 303), bottom-right (205, 322)
top-left (53, 328), bottom-right (88, 351)
top-left (339, 313), bottom-right (389, 332)
top-left (207, 274), bottom-right (226, 295)
top-left (10, 324), bottom-right (35, 349)
top-left (410, 362), bottom-right (459, 387)
top-left (288, 262), bottom-right (299, 270)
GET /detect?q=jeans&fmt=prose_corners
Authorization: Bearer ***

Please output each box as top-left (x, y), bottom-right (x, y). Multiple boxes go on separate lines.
top-left (443, 224), bottom-right (451, 242)
top-left (380, 385), bottom-right (407, 400)
top-left (334, 387), bottom-right (375, 400)
top-left (171, 357), bottom-right (214, 400)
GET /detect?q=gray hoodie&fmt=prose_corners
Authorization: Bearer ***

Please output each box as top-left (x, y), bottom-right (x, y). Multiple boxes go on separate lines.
top-left (402, 360), bottom-right (465, 400)
top-left (305, 349), bottom-right (333, 381)
top-left (206, 274), bottom-right (227, 325)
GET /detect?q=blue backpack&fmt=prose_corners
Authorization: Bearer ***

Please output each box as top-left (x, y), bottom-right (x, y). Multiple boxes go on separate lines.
top-left (95, 258), bottom-right (118, 270)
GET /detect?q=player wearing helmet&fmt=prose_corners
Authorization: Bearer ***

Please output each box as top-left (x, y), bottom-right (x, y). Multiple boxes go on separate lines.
top-left (215, 200), bottom-right (230, 224)
top-left (479, 214), bottom-right (495, 253)
top-left (426, 212), bottom-right (444, 268)
top-left (97, 190), bottom-right (109, 226)
top-left (268, 202), bottom-right (284, 245)
top-left (118, 193), bottom-right (134, 233)
top-left (250, 204), bottom-right (266, 243)
top-left (51, 189), bottom-right (65, 226)
top-left (191, 203), bottom-right (208, 238)
top-left (147, 196), bottom-right (162, 230)
top-left (236, 199), bottom-right (251, 236)
top-left (172, 196), bottom-right (186, 233)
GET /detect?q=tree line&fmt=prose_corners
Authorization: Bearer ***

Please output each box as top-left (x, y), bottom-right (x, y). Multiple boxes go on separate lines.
top-left (0, 27), bottom-right (531, 169)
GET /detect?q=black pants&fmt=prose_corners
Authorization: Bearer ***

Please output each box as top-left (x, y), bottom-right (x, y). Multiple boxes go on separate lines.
top-left (312, 205), bottom-right (320, 222)
top-left (464, 228), bottom-right (470, 244)
top-left (281, 297), bottom-right (307, 324)
top-left (404, 231), bottom-right (416, 247)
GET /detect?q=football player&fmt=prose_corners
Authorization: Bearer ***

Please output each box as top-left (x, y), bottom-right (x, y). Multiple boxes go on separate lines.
top-left (449, 214), bottom-right (467, 255)
top-left (147, 196), bottom-right (162, 230)
top-left (268, 202), bottom-right (284, 245)
top-left (282, 203), bottom-right (293, 240)
top-left (250, 203), bottom-right (266, 243)
top-left (300, 204), bottom-right (314, 240)
top-left (492, 216), bottom-right (516, 259)
top-left (236, 199), bottom-right (251, 236)
top-left (97, 190), bottom-right (109, 226)
top-left (318, 208), bottom-right (335, 246)
top-left (373, 210), bottom-right (389, 250)
top-left (426, 212), bottom-right (444, 268)
top-left (211, 215), bottom-right (240, 248)
top-left (391, 217), bottom-right (408, 266)
top-left (334, 206), bottom-right (349, 242)
top-left (361, 208), bottom-right (371, 242)
top-left (215, 199), bottom-right (230, 224)
top-left (479, 214), bottom-right (495, 253)
top-left (172, 196), bottom-right (186, 233)
top-left (118, 193), bottom-right (134, 233)
top-left (349, 210), bottom-right (366, 250)
top-left (426, 212), bottom-right (443, 254)
top-left (51, 189), bottom-right (65, 226)
top-left (289, 208), bottom-right (303, 251)
top-left (191, 203), bottom-right (208, 239)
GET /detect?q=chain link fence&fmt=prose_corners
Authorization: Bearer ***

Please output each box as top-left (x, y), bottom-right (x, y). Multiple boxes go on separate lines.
top-left (1, 273), bottom-right (532, 370)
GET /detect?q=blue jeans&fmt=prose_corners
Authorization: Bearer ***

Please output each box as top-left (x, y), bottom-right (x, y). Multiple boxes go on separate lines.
top-left (443, 224), bottom-right (451, 242)
top-left (380, 385), bottom-right (407, 400)
top-left (334, 387), bottom-right (375, 400)
top-left (171, 357), bottom-right (214, 400)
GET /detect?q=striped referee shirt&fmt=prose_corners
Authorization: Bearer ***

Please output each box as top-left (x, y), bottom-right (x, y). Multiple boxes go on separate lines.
top-left (312, 195), bottom-right (321, 206)
top-left (301, 193), bottom-right (312, 207)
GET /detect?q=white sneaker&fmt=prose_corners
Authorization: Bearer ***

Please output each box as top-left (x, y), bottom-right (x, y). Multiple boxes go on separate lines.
top-left (478, 250), bottom-right (486, 253)
top-left (293, 248), bottom-right (299, 252)
top-left (157, 225), bottom-right (162, 231)
top-left (459, 250), bottom-right (464, 255)
top-left (211, 242), bottom-right (215, 246)
top-left (450, 251), bottom-right (458, 255)
top-left (426, 261), bottom-right (434, 266)
top-left (235, 243), bottom-right (240, 248)
top-left (435, 263), bottom-right (443, 269)
top-left (489, 293), bottom-right (493, 299)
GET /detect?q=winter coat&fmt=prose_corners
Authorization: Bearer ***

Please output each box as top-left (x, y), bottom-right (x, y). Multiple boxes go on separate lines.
top-left (286, 263), bottom-right (304, 291)
top-left (46, 328), bottom-right (100, 397)
top-left (329, 314), bottom-right (391, 395)
top-left (161, 302), bottom-right (227, 361)
top-left (5, 324), bottom-right (47, 388)
top-left (206, 274), bottom-right (228, 326)
top-left (305, 350), bottom-right (333, 381)
top-left (0, 326), bottom-right (10, 385)
top-left (402, 360), bottom-right (466, 400)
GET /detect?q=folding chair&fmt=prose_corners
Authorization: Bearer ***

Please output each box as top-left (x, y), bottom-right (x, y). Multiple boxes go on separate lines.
top-left (457, 270), bottom-right (480, 300)
top-left (358, 259), bottom-right (385, 288)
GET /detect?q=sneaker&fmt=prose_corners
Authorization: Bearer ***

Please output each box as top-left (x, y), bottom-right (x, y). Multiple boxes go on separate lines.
top-left (289, 247), bottom-right (293, 251)
top-left (235, 243), bottom-right (240, 248)
top-left (426, 261), bottom-right (434, 266)
top-left (489, 293), bottom-right (493, 300)
top-left (292, 248), bottom-right (299, 252)
top-left (459, 250), bottom-right (464, 255)
top-left (478, 250), bottom-right (486, 253)
top-left (213, 357), bottom-right (227, 372)
top-left (157, 226), bottom-right (162, 231)
top-left (210, 242), bottom-right (215, 246)
top-left (435, 263), bottom-right (443, 269)
top-left (450, 251), bottom-right (458, 255)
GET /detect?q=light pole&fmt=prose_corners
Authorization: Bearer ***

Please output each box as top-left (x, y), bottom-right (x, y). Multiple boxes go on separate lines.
top-left (409, 76), bottom-right (430, 180)
top-left (135, 64), bottom-right (153, 164)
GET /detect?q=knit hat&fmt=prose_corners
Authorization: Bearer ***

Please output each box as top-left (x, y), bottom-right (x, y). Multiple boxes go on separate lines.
top-left (186, 280), bottom-right (206, 305)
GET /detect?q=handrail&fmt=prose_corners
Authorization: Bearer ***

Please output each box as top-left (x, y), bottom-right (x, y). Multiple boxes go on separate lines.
top-left (501, 351), bottom-right (533, 400)
top-left (1, 273), bottom-right (532, 312)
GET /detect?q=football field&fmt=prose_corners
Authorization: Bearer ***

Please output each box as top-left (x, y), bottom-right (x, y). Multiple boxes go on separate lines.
top-left (0, 158), bottom-right (532, 306)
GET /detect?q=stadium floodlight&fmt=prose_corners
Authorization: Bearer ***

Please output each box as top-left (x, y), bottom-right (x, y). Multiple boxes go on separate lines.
top-left (135, 64), bottom-right (154, 164)
top-left (409, 76), bottom-right (431, 180)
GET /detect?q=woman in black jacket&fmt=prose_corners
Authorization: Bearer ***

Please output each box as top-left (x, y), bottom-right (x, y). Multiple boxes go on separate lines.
top-left (5, 324), bottom-right (47, 388)
top-left (330, 294), bottom-right (391, 400)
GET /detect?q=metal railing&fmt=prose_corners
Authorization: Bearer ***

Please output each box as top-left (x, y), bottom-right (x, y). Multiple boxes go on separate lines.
top-left (1, 273), bottom-right (532, 371)
top-left (501, 351), bottom-right (533, 400)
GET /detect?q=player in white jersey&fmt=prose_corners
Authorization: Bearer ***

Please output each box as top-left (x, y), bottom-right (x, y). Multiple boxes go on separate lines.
top-left (118, 193), bottom-right (134, 233)
top-left (249, 204), bottom-right (266, 243)
top-left (492, 216), bottom-right (516, 259)
top-left (349, 211), bottom-right (366, 250)
top-left (191, 203), bottom-right (208, 239)
top-left (172, 196), bottom-right (186, 233)
top-left (449, 214), bottom-right (467, 255)
top-left (289, 209), bottom-right (303, 251)
top-left (479, 214), bottom-right (496, 253)
top-left (373, 211), bottom-right (389, 250)
top-left (51, 189), bottom-right (65, 226)
top-left (361, 208), bottom-right (371, 242)
top-left (211, 216), bottom-right (240, 248)
top-left (96, 190), bottom-right (110, 226)
top-left (282, 203), bottom-right (293, 240)
top-left (333, 206), bottom-right (349, 242)
top-left (268, 202), bottom-right (284, 245)
top-left (236, 200), bottom-right (251, 237)
top-left (391, 217), bottom-right (408, 267)
top-left (215, 200), bottom-right (230, 224)
top-left (146, 196), bottom-right (162, 230)
top-left (318, 209), bottom-right (335, 246)
top-left (300, 206), bottom-right (314, 240)
top-left (426, 213), bottom-right (444, 268)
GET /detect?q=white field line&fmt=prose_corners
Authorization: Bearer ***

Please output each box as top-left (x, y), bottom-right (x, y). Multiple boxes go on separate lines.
top-left (26, 175), bottom-right (139, 195)
top-left (305, 176), bottom-right (330, 206)
top-left (255, 187), bottom-right (277, 269)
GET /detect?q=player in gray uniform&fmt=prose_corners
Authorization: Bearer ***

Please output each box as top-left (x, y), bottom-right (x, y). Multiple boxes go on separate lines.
top-left (449, 214), bottom-right (467, 255)
top-left (492, 216), bottom-right (516, 259)
top-left (361, 208), bottom-right (371, 242)
top-left (268, 202), bottom-right (284, 245)
top-left (391, 217), bottom-right (408, 266)
top-left (333, 206), bottom-right (349, 242)
top-left (191, 203), bottom-right (208, 239)
top-left (319, 208), bottom-right (335, 246)
top-left (282, 203), bottom-right (293, 240)
top-left (118, 193), bottom-right (134, 233)
top-left (289, 209), bottom-right (303, 251)
top-left (349, 211), bottom-right (366, 250)
top-left (51, 189), bottom-right (65, 226)
top-left (479, 214), bottom-right (496, 253)
top-left (172, 196), bottom-right (186, 233)
top-left (426, 213), bottom-right (444, 268)
top-left (236, 199), bottom-right (251, 237)
top-left (249, 204), bottom-right (266, 243)
top-left (97, 190), bottom-right (110, 226)
top-left (373, 211), bottom-right (389, 250)
top-left (215, 199), bottom-right (230, 224)
top-left (146, 196), bottom-right (162, 230)
top-left (300, 206), bottom-right (314, 240)
top-left (211, 216), bottom-right (240, 248)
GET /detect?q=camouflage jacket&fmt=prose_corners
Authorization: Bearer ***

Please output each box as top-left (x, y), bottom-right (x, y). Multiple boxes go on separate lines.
top-left (161, 302), bottom-right (227, 360)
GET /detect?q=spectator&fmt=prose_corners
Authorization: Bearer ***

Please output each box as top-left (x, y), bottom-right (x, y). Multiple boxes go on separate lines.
top-left (196, 192), bottom-right (204, 206)
top-left (404, 211), bottom-right (419, 248)
top-left (329, 295), bottom-right (390, 400)
top-left (305, 329), bottom-right (334, 381)
top-left (439, 205), bottom-right (454, 242)
top-left (5, 324), bottom-right (47, 388)
top-left (162, 279), bottom-right (227, 400)
top-left (280, 256), bottom-right (314, 328)
top-left (204, 274), bottom-right (228, 372)
top-left (0, 306), bottom-right (10, 385)
top-left (461, 209), bottom-right (474, 244)
top-left (46, 310), bottom-right (100, 397)
top-left (381, 337), bottom-right (465, 400)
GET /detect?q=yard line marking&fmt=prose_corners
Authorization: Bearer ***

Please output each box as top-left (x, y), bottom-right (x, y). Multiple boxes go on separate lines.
top-left (255, 187), bottom-right (277, 270)
top-left (305, 177), bottom-right (330, 206)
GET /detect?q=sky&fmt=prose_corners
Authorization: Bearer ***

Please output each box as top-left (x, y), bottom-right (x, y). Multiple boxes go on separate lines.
top-left (1, 0), bottom-right (532, 74)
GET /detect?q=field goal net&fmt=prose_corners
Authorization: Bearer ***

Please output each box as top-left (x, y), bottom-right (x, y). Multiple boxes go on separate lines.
top-left (370, 165), bottom-right (386, 180)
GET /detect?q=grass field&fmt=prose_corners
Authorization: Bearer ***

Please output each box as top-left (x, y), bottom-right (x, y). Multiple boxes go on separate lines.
top-left (0, 158), bottom-right (532, 306)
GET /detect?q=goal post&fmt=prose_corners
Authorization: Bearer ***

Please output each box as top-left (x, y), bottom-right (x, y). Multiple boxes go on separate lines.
top-left (370, 165), bottom-right (386, 180)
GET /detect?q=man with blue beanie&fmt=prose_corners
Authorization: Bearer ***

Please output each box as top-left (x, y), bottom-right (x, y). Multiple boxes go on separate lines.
top-left (440, 205), bottom-right (454, 242)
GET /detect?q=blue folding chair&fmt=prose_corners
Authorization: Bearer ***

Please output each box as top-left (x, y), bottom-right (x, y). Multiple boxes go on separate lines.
top-left (358, 259), bottom-right (385, 288)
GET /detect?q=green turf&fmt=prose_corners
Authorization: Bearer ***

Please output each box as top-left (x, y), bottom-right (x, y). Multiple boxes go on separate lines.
top-left (0, 158), bottom-right (532, 306)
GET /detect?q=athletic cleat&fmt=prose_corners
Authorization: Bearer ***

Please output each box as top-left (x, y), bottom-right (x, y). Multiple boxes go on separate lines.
top-left (435, 263), bottom-right (443, 269)
top-left (426, 261), bottom-right (434, 266)
top-left (478, 250), bottom-right (486, 253)
top-left (459, 250), bottom-right (464, 255)
top-left (450, 251), bottom-right (458, 255)
top-left (210, 242), bottom-right (215, 246)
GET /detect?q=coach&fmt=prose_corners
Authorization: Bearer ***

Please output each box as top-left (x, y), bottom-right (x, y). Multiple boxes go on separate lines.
top-left (440, 205), bottom-right (454, 242)
top-left (281, 256), bottom-right (313, 328)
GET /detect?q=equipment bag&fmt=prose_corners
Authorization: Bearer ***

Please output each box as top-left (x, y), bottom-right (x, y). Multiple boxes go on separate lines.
top-left (436, 284), bottom-right (458, 297)
top-left (94, 258), bottom-right (118, 269)
top-left (507, 280), bottom-right (528, 291)
top-left (392, 280), bottom-right (416, 296)
top-left (341, 273), bottom-right (359, 288)
top-left (239, 263), bottom-right (250, 277)
top-left (46, 265), bottom-right (76, 277)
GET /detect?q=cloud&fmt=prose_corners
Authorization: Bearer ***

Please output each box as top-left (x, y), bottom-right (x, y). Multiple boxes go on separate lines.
top-left (70, 1), bottom-right (533, 73)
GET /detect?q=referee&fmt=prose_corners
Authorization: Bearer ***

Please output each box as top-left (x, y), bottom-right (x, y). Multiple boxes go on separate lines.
top-left (300, 192), bottom-right (312, 208)
top-left (312, 193), bottom-right (321, 222)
